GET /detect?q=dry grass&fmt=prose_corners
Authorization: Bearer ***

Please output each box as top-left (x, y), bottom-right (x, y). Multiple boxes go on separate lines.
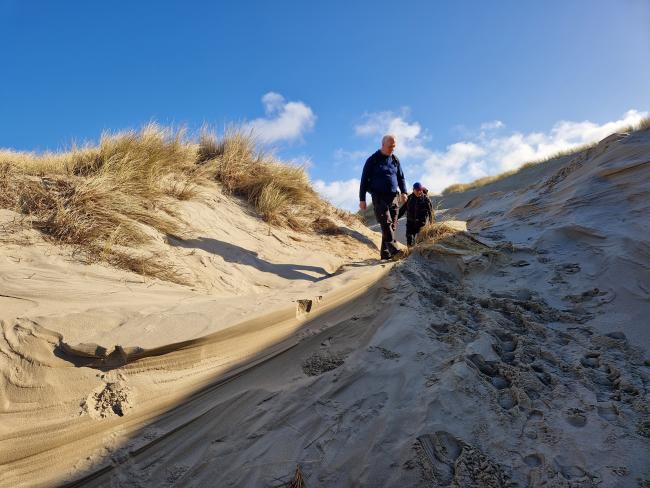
top-left (312, 216), bottom-right (342, 235)
top-left (411, 221), bottom-right (495, 257)
top-left (637, 116), bottom-right (650, 131)
top-left (416, 222), bottom-right (461, 243)
top-left (332, 206), bottom-right (362, 226)
top-left (290, 465), bottom-right (305, 488)
top-left (0, 124), bottom-right (191, 241)
top-left (441, 118), bottom-right (650, 195)
top-left (620, 116), bottom-right (650, 133)
top-left (0, 124), bottom-right (349, 283)
top-left (197, 130), bottom-right (327, 229)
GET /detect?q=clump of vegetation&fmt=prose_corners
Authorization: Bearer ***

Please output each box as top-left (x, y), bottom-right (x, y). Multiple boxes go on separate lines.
top-left (412, 221), bottom-right (496, 258)
top-left (196, 130), bottom-right (327, 229)
top-left (441, 116), bottom-right (650, 195)
top-left (0, 124), bottom-right (352, 283)
top-left (620, 115), bottom-right (650, 134)
top-left (290, 465), bottom-right (305, 488)
top-left (416, 222), bottom-right (461, 243)
top-left (357, 203), bottom-right (376, 224)
top-left (311, 216), bottom-right (342, 235)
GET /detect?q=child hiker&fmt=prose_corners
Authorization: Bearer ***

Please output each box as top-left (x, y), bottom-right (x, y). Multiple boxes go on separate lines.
top-left (398, 182), bottom-right (434, 246)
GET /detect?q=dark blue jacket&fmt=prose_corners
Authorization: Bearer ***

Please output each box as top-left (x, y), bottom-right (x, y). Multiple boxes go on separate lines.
top-left (359, 150), bottom-right (407, 201)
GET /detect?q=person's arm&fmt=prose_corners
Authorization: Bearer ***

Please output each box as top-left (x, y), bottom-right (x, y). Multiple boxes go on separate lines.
top-left (359, 156), bottom-right (372, 203)
top-left (408, 194), bottom-right (416, 215)
top-left (398, 200), bottom-right (408, 219)
top-left (425, 198), bottom-right (434, 223)
top-left (395, 158), bottom-right (407, 195)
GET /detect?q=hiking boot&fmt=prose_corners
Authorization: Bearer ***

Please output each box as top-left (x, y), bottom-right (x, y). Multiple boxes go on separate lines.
top-left (390, 250), bottom-right (405, 261)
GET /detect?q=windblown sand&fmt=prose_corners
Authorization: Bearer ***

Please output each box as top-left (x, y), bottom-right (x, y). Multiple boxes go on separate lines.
top-left (1, 131), bottom-right (649, 487)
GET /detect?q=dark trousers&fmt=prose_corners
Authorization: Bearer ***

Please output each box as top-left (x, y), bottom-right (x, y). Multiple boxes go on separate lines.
top-left (406, 221), bottom-right (425, 246)
top-left (372, 192), bottom-right (399, 259)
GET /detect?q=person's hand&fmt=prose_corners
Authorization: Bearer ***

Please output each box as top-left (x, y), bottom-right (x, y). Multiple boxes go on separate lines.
top-left (359, 201), bottom-right (367, 210)
top-left (400, 193), bottom-right (408, 204)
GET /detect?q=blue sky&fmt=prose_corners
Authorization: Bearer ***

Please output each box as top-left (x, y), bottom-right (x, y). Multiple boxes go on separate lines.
top-left (1, 0), bottom-right (649, 209)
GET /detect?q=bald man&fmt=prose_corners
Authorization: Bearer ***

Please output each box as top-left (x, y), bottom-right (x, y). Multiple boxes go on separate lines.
top-left (359, 135), bottom-right (408, 260)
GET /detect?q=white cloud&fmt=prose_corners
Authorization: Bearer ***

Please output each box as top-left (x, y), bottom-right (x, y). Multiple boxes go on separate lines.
top-left (243, 92), bottom-right (316, 144)
top-left (354, 109), bottom-right (431, 160)
top-left (313, 178), bottom-right (361, 211)
top-left (333, 148), bottom-right (368, 166)
top-left (345, 108), bottom-right (648, 196)
top-left (480, 120), bottom-right (504, 131)
top-left (316, 109), bottom-right (647, 210)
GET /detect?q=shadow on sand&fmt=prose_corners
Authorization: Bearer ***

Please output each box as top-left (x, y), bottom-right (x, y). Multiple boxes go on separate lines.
top-left (338, 227), bottom-right (378, 250)
top-left (169, 237), bottom-right (331, 282)
top-left (48, 271), bottom-right (389, 488)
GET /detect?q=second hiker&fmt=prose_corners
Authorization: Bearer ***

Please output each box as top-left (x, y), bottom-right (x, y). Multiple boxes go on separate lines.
top-left (398, 182), bottom-right (434, 246)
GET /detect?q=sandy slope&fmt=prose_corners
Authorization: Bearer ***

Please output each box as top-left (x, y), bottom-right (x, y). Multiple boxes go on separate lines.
top-left (455, 131), bottom-right (650, 351)
top-left (1, 131), bottom-right (649, 487)
top-left (0, 182), bottom-right (379, 349)
top-left (0, 183), bottom-right (385, 486)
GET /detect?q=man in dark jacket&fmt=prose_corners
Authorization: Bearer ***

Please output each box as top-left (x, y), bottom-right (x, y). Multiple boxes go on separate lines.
top-left (359, 135), bottom-right (408, 259)
top-left (398, 182), bottom-right (434, 246)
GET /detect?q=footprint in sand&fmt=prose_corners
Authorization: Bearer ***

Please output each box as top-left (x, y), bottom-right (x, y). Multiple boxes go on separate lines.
top-left (597, 403), bottom-right (619, 421)
top-left (522, 410), bottom-right (546, 439)
top-left (166, 464), bottom-right (190, 485)
top-left (553, 456), bottom-right (589, 481)
top-left (467, 353), bottom-right (499, 377)
top-left (491, 330), bottom-right (518, 364)
top-left (565, 288), bottom-right (609, 304)
top-left (498, 389), bottom-right (517, 409)
top-left (83, 381), bottom-right (131, 418)
top-left (605, 331), bottom-right (627, 341)
top-left (417, 431), bottom-right (510, 486)
top-left (416, 431), bottom-right (463, 486)
top-left (580, 352), bottom-right (600, 368)
top-left (560, 263), bottom-right (581, 273)
top-left (523, 453), bottom-right (543, 467)
top-left (637, 419), bottom-right (650, 438)
top-left (301, 351), bottom-right (344, 376)
top-left (429, 322), bottom-right (450, 335)
top-left (467, 353), bottom-right (511, 391)
top-left (565, 408), bottom-right (587, 427)
top-left (368, 346), bottom-right (401, 360)
top-left (491, 375), bottom-right (510, 389)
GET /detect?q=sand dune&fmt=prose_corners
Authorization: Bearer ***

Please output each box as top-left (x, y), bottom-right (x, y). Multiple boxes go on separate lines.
top-left (1, 129), bottom-right (649, 487)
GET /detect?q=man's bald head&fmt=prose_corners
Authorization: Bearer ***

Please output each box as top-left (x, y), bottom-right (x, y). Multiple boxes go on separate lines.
top-left (381, 134), bottom-right (397, 156)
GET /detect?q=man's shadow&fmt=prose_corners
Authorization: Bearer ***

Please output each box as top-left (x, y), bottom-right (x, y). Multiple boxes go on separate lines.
top-left (169, 237), bottom-right (331, 282)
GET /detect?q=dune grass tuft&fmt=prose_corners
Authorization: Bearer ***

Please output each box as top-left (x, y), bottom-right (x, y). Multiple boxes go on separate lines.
top-left (312, 216), bottom-right (342, 235)
top-left (198, 131), bottom-right (327, 229)
top-left (0, 125), bottom-right (351, 283)
top-left (639, 117), bottom-right (650, 131)
top-left (411, 221), bottom-right (496, 258)
top-left (416, 221), bottom-right (461, 243)
top-left (290, 465), bottom-right (305, 488)
top-left (623, 116), bottom-right (650, 133)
